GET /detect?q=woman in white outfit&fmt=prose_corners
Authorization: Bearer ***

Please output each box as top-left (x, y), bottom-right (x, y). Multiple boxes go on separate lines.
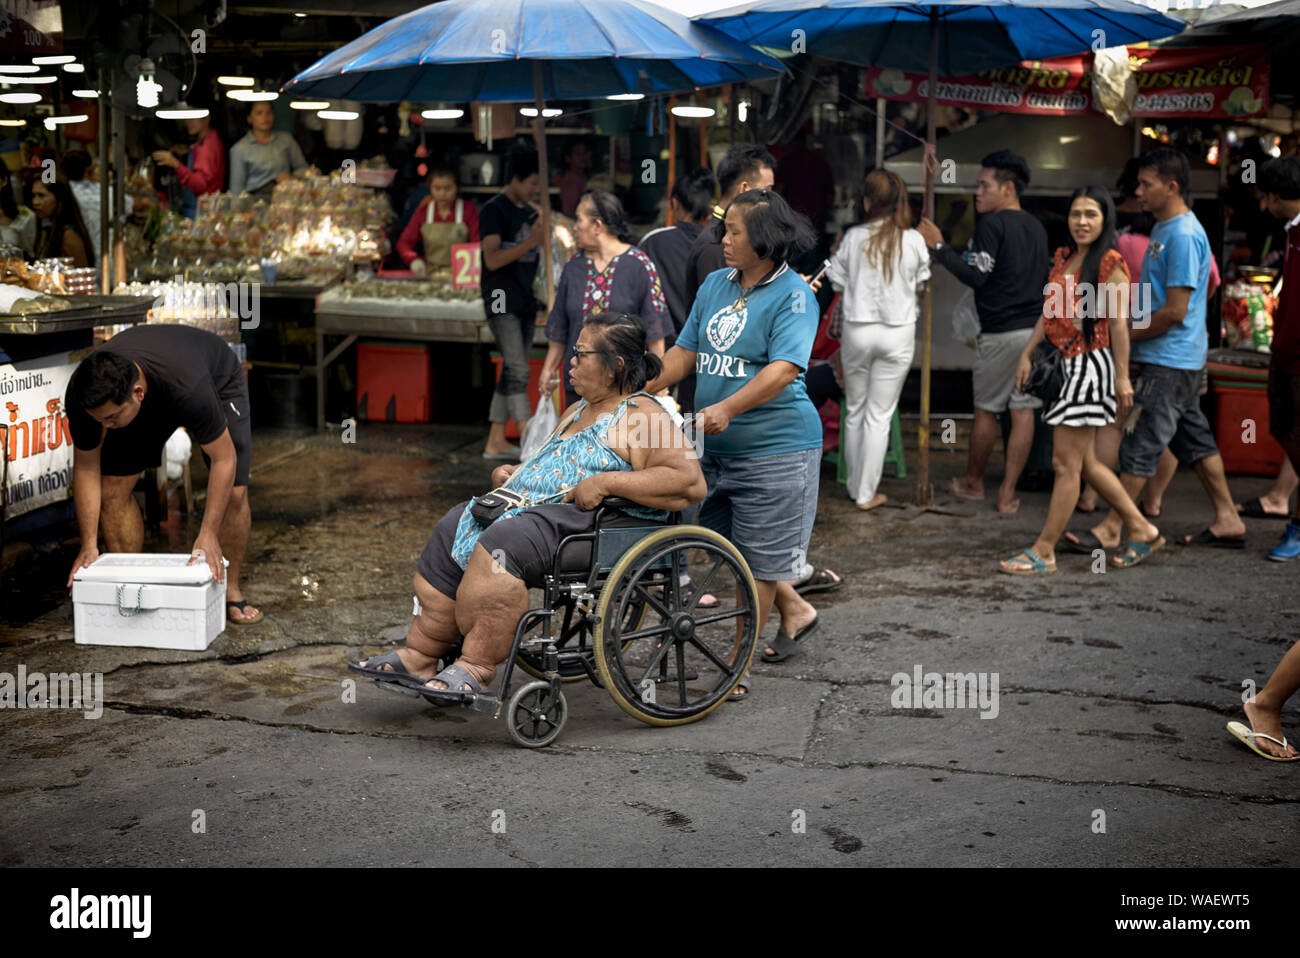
top-left (826, 169), bottom-right (929, 509)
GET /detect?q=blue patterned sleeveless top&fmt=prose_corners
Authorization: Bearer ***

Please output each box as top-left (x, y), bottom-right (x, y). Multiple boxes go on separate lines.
top-left (450, 392), bottom-right (667, 570)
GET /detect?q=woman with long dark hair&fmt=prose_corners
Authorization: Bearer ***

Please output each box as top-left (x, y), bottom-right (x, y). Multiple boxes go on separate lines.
top-left (826, 168), bottom-right (930, 510)
top-left (542, 190), bottom-right (671, 406)
top-left (24, 178), bottom-right (92, 267)
top-left (1000, 185), bottom-right (1163, 573)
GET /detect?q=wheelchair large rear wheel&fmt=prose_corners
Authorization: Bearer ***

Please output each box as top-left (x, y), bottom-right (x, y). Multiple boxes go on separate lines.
top-left (593, 525), bottom-right (758, 726)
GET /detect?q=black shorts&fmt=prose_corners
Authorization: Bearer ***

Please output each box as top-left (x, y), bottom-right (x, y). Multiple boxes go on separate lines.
top-left (1269, 364), bottom-right (1300, 447)
top-left (100, 390), bottom-right (252, 487)
top-left (416, 501), bottom-right (660, 600)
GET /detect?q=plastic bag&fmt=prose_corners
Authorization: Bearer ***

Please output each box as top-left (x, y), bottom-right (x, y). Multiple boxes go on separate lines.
top-left (951, 287), bottom-right (980, 348)
top-left (519, 390), bottom-right (558, 461)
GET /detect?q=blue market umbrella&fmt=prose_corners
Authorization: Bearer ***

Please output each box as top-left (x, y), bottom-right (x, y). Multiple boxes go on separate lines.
top-left (285, 0), bottom-right (783, 305)
top-left (700, 0), bottom-right (1186, 504)
top-left (283, 0), bottom-right (784, 102)
top-left (699, 0), bottom-right (1185, 75)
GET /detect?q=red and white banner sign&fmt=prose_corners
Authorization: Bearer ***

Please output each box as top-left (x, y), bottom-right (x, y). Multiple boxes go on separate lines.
top-left (865, 45), bottom-right (1269, 119)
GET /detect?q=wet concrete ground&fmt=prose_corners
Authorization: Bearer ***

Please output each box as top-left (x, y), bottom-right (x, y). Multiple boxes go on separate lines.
top-left (1, 421), bottom-right (1298, 867)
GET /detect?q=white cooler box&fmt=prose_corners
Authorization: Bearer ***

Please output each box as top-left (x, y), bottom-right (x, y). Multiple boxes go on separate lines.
top-left (73, 554), bottom-right (228, 650)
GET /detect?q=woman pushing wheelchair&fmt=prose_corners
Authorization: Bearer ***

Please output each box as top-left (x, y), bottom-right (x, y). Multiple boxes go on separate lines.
top-left (349, 311), bottom-right (707, 703)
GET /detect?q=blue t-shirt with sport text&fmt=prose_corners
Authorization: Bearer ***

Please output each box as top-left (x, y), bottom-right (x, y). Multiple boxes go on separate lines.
top-left (676, 264), bottom-right (822, 458)
top-left (1131, 211), bottom-right (1211, 371)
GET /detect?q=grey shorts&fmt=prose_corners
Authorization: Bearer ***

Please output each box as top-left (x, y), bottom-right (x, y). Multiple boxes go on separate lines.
top-left (973, 328), bottom-right (1042, 413)
top-left (1118, 362), bottom-right (1220, 477)
top-left (697, 448), bottom-right (820, 581)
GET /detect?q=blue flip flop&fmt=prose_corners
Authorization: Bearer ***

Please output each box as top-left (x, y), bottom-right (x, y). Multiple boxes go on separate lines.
top-left (998, 548), bottom-right (1057, 575)
top-left (1112, 535), bottom-right (1166, 568)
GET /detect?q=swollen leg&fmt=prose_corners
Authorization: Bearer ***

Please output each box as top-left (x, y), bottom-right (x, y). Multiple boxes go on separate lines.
top-left (442, 545), bottom-right (530, 688)
top-left (355, 574), bottom-right (460, 680)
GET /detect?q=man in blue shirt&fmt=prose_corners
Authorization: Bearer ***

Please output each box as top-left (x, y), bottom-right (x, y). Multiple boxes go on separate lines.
top-left (1079, 149), bottom-right (1245, 557)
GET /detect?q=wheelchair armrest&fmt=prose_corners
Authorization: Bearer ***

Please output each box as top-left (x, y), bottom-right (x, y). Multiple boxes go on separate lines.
top-left (598, 497), bottom-right (635, 510)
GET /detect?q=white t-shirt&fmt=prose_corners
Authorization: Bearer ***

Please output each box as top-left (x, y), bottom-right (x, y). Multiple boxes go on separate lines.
top-left (826, 221), bottom-right (930, 326)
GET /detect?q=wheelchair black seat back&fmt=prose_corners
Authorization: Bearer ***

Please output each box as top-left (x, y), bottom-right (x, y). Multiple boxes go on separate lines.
top-left (384, 497), bottom-right (760, 748)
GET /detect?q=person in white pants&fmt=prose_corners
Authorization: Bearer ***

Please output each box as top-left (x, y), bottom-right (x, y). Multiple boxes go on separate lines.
top-left (826, 169), bottom-right (930, 509)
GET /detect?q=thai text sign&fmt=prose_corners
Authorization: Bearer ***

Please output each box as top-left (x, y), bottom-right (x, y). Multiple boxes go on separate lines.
top-left (2, 353), bottom-right (75, 519)
top-left (865, 45), bottom-right (1268, 119)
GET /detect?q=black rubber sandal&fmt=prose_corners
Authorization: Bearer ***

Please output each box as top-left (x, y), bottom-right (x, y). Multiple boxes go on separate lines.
top-left (761, 617), bottom-right (820, 663)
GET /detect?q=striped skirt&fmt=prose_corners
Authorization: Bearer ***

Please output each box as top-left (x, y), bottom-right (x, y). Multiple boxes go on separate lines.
top-left (1043, 347), bottom-right (1116, 428)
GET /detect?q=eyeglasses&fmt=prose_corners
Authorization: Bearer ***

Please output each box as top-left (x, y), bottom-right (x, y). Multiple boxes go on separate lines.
top-left (572, 348), bottom-right (605, 360)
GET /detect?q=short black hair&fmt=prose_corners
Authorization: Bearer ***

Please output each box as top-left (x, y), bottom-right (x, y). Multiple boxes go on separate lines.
top-left (716, 144), bottom-right (776, 198)
top-left (426, 166), bottom-right (457, 184)
top-left (506, 148), bottom-right (539, 183)
top-left (68, 351), bottom-right (139, 409)
top-left (1259, 157), bottom-right (1300, 201)
top-left (981, 149), bottom-right (1031, 197)
top-left (583, 311), bottom-right (663, 394)
top-left (1137, 148), bottom-right (1191, 200)
top-left (725, 189), bottom-right (816, 265)
top-left (671, 166), bottom-right (715, 222)
top-left (64, 150), bottom-right (93, 181)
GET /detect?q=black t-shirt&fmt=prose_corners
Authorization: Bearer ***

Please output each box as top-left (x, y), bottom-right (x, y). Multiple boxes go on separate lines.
top-left (639, 221), bottom-right (702, 336)
top-left (68, 324), bottom-right (245, 451)
top-left (478, 192), bottom-right (540, 317)
top-left (684, 214), bottom-right (727, 310)
top-left (933, 208), bottom-right (1049, 333)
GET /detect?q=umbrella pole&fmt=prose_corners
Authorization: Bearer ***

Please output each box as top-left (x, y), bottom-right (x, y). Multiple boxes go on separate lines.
top-left (917, 6), bottom-right (938, 507)
top-left (533, 62), bottom-right (555, 312)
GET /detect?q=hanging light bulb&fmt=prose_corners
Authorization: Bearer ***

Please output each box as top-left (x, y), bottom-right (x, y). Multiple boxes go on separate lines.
top-left (137, 58), bottom-right (161, 109)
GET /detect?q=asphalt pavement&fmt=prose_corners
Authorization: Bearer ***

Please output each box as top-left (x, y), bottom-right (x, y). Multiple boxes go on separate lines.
top-left (2, 422), bottom-right (1297, 867)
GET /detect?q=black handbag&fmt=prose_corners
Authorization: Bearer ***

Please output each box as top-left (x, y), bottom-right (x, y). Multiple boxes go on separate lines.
top-left (469, 487), bottom-right (530, 526)
top-left (1023, 332), bottom-right (1080, 403)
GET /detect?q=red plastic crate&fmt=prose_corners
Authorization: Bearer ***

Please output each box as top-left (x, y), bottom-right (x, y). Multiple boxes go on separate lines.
top-left (1213, 384), bottom-right (1284, 476)
top-left (490, 353), bottom-right (563, 439)
top-left (357, 342), bottom-right (432, 423)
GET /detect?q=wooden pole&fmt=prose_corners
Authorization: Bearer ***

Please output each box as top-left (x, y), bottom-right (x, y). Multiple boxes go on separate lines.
top-left (532, 61), bottom-right (555, 311)
top-left (917, 6), bottom-right (938, 507)
top-left (667, 96), bottom-right (677, 226)
top-left (97, 66), bottom-right (109, 293)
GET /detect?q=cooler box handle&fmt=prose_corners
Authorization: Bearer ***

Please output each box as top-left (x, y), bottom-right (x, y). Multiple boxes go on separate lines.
top-left (116, 584), bottom-right (155, 617)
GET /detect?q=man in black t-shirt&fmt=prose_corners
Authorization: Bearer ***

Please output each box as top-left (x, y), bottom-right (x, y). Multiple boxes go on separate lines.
top-left (918, 149), bottom-right (1050, 512)
top-left (479, 149), bottom-right (544, 459)
top-left (64, 324), bottom-right (262, 625)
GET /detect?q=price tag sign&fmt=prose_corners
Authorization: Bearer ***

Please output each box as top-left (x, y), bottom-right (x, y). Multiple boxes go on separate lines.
top-left (451, 243), bottom-right (482, 290)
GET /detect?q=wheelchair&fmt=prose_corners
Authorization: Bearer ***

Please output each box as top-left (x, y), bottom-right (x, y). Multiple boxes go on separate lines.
top-left (378, 498), bottom-right (759, 748)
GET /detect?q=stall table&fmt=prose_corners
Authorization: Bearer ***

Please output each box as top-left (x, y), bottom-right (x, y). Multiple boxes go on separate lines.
top-left (311, 291), bottom-right (546, 429)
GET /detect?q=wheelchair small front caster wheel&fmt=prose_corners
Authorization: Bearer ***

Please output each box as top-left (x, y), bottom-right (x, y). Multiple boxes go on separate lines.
top-left (506, 680), bottom-right (567, 748)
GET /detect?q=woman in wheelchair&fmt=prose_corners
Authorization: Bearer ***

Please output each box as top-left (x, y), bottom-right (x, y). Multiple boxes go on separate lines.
top-left (350, 311), bottom-right (707, 703)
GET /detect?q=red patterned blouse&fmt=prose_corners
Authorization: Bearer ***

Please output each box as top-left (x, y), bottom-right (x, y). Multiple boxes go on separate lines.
top-left (1041, 247), bottom-right (1129, 359)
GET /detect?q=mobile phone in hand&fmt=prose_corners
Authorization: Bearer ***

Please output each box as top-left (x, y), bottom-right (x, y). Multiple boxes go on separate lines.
top-left (808, 259), bottom-right (831, 286)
